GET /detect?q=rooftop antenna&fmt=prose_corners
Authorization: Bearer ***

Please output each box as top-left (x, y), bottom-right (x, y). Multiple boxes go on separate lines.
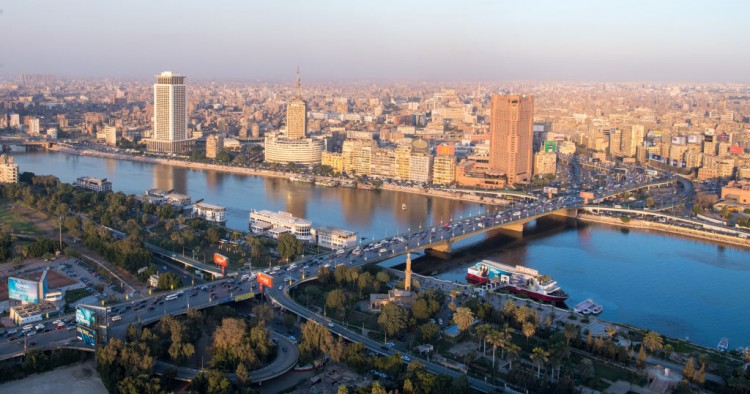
top-left (295, 66), bottom-right (301, 97)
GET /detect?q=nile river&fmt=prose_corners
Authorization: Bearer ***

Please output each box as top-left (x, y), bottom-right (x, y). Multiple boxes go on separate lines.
top-left (9, 148), bottom-right (750, 348)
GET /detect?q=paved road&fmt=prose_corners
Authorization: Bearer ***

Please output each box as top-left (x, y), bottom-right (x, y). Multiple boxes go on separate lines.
top-left (153, 331), bottom-right (299, 382)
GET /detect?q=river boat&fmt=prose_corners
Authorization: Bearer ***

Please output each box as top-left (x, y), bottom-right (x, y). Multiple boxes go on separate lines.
top-left (402, 203), bottom-right (407, 210)
top-left (317, 179), bottom-right (339, 187)
top-left (290, 175), bottom-right (315, 184)
top-left (717, 337), bottom-right (729, 352)
top-left (573, 298), bottom-right (603, 315)
top-left (466, 260), bottom-right (568, 303)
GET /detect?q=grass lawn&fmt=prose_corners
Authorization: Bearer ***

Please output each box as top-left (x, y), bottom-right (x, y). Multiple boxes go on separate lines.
top-left (0, 202), bottom-right (37, 234)
top-left (64, 288), bottom-right (92, 304)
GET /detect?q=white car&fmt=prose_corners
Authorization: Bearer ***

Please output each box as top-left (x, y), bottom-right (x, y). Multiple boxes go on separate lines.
top-left (22, 324), bottom-right (33, 331)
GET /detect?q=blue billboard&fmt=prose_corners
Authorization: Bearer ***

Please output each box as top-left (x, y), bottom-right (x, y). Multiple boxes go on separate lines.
top-left (76, 326), bottom-right (96, 346)
top-left (8, 277), bottom-right (40, 304)
top-left (76, 306), bottom-right (96, 328)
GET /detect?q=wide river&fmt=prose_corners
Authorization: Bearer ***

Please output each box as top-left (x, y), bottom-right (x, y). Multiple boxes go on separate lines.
top-left (9, 148), bottom-right (750, 348)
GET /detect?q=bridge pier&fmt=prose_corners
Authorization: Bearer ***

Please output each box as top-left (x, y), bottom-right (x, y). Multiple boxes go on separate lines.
top-left (501, 222), bottom-right (525, 232)
top-left (425, 240), bottom-right (452, 260)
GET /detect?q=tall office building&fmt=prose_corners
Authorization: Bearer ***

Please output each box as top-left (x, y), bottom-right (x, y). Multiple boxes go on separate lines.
top-left (489, 94), bottom-right (534, 185)
top-left (28, 117), bottom-right (40, 136)
top-left (206, 134), bottom-right (224, 159)
top-left (286, 69), bottom-right (307, 139)
top-left (146, 71), bottom-right (194, 153)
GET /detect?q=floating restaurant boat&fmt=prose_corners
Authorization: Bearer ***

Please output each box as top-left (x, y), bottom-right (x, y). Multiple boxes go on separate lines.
top-left (573, 298), bottom-right (604, 315)
top-left (316, 179), bottom-right (339, 187)
top-left (466, 260), bottom-right (568, 303)
top-left (290, 175), bottom-right (315, 184)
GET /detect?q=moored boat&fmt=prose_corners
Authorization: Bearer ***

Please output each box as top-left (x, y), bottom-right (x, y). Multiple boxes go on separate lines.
top-left (466, 260), bottom-right (568, 303)
top-left (717, 337), bottom-right (729, 352)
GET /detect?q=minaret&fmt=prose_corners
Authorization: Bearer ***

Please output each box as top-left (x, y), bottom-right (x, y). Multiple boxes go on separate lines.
top-left (404, 253), bottom-right (412, 292)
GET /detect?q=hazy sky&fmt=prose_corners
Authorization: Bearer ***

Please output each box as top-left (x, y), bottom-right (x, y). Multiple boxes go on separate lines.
top-left (2, 0), bottom-right (748, 82)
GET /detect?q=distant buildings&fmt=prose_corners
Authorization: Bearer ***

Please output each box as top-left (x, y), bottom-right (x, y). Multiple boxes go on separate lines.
top-left (75, 177), bottom-right (112, 192)
top-left (489, 94), bottom-right (534, 185)
top-left (145, 71), bottom-right (194, 153)
top-left (0, 154), bottom-right (19, 184)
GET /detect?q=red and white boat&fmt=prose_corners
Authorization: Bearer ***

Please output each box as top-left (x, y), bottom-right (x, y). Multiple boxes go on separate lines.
top-left (466, 260), bottom-right (568, 303)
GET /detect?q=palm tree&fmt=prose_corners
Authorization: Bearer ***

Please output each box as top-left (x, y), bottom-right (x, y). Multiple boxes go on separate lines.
top-left (642, 331), bottom-right (664, 355)
top-left (606, 325), bottom-right (617, 340)
top-left (530, 347), bottom-right (550, 380)
top-left (522, 321), bottom-right (536, 344)
top-left (563, 324), bottom-right (577, 345)
top-left (486, 329), bottom-right (505, 370)
top-left (475, 324), bottom-right (493, 357)
top-left (514, 306), bottom-right (528, 325)
top-left (506, 342), bottom-right (521, 371)
top-left (453, 307), bottom-right (475, 333)
top-left (499, 324), bottom-right (512, 358)
top-left (502, 300), bottom-right (516, 319)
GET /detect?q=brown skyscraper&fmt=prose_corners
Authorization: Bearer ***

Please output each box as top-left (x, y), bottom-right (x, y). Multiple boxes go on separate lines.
top-left (489, 94), bottom-right (534, 185)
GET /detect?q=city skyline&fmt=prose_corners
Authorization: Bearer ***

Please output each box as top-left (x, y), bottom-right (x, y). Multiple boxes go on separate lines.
top-left (2, 1), bottom-right (749, 82)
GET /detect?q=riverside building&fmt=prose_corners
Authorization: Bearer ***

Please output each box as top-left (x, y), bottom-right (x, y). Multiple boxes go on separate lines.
top-left (193, 202), bottom-right (226, 223)
top-left (0, 154), bottom-right (19, 184)
top-left (75, 177), bottom-right (112, 192)
top-left (249, 210), bottom-right (312, 242)
top-left (313, 226), bottom-right (358, 249)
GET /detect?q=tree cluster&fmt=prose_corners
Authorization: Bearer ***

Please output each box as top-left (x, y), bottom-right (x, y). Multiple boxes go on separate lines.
top-left (210, 317), bottom-right (273, 371)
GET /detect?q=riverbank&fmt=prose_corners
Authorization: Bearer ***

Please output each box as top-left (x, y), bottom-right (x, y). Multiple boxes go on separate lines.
top-left (50, 145), bottom-right (501, 206)
top-left (577, 213), bottom-right (750, 250)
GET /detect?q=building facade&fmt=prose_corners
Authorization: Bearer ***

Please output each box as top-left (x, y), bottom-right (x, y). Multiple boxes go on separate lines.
top-left (533, 151), bottom-right (557, 175)
top-left (314, 226), bottom-right (358, 249)
top-left (206, 134), bottom-right (224, 159)
top-left (249, 210), bottom-right (312, 241)
top-left (193, 202), bottom-right (226, 223)
top-left (104, 125), bottom-right (117, 146)
top-left (75, 177), bottom-right (112, 192)
top-left (264, 133), bottom-right (324, 165)
top-left (321, 151), bottom-right (344, 174)
top-left (0, 154), bottom-right (19, 184)
top-left (489, 94), bottom-right (534, 185)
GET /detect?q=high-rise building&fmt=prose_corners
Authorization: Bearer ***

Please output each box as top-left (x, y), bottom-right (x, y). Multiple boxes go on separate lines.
top-left (286, 69), bottom-right (307, 139)
top-left (146, 71), bottom-right (194, 153)
top-left (0, 154), bottom-right (19, 184)
top-left (432, 143), bottom-right (456, 185)
top-left (9, 114), bottom-right (20, 129)
top-left (104, 125), bottom-right (117, 147)
top-left (28, 117), bottom-right (40, 136)
top-left (489, 94), bottom-right (534, 185)
top-left (206, 134), bottom-right (224, 159)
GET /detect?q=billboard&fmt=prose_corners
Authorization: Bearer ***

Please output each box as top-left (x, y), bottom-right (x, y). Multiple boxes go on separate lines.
top-left (8, 277), bottom-right (40, 304)
top-left (76, 326), bottom-right (96, 346)
top-left (579, 192), bottom-right (595, 200)
top-left (543, 141), bottom-right (557, 153)
top-left (234, 292), bottom-right (255, 302)
top-left (436, 144), bottom-right (455, 156)
top-left (543, 186), bottom-right (559, 195)
top-left (704, 135), bottom-right (713, 143)
top-left (257, 273), bottom-right (273, 288)
top-left (76, 306), bottom-right (96, 328)
top-left (213, 253), bottom-right (228, 267)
